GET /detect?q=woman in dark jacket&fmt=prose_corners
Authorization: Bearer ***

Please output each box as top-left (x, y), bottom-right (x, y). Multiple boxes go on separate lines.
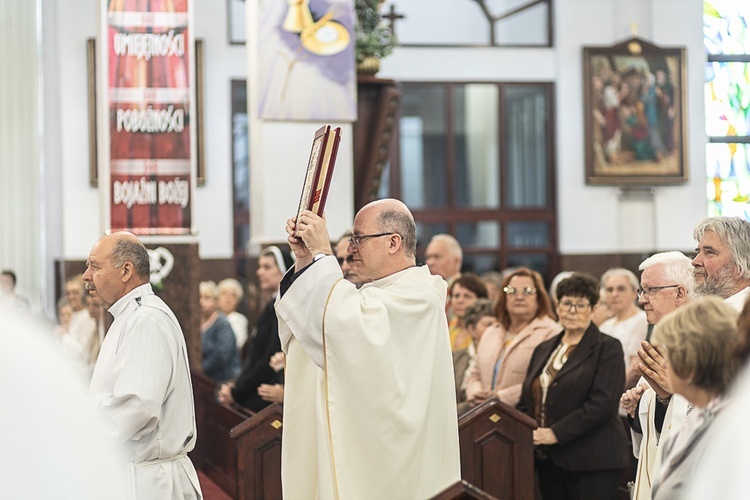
top-left (517, 272), bottom-right (629, 500)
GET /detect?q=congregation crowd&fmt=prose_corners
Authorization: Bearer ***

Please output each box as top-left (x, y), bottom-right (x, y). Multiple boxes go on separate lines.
top-left (4, 209), bottom-right (750, 499)
top-left (429, 216), bottom-right (750, 500)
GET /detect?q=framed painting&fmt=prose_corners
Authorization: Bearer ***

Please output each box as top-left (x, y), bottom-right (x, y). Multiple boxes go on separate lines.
top-left (583, 37), bottom-right (687, 185)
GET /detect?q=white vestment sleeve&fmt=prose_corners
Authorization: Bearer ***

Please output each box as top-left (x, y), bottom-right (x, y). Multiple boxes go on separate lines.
top-left (276, 257), bottom-right (344, 368)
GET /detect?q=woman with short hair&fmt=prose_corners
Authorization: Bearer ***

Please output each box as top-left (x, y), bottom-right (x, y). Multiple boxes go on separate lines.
top-left (517, 273), bottom-right (629, 500)
top-left (199, 280), bottom-right (242, 381)
top-left (649, 297), bottom-right (741, 500)
top-left (465, 267), bottom-right (561, 409)
top-left (454, 298), bottom-right (497, 415)
top-left (448, 273), bottom-right (488, 351)
top-left (598, 267), bottom-right (648, 389)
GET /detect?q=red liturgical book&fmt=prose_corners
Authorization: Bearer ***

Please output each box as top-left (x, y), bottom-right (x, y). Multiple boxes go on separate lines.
top-left (296, 125), bottom-right (341, 224)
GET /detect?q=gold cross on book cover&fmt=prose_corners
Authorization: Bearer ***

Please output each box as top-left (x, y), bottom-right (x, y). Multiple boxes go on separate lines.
top-left (295, 125), bottom-right (342, 223)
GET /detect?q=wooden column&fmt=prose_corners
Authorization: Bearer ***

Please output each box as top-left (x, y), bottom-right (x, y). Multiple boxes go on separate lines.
top-left (352, 76), bottom-right (401, 211)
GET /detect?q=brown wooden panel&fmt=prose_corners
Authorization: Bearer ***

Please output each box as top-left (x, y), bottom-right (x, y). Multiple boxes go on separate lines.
top-left (233, 403), bottom-right (284, 500)
top-left (429, 479), bottom-right (498, 500)
top-left (190, 370), bottom-right (250, 497)
top-left (459, 398), bottom-right (535, 500)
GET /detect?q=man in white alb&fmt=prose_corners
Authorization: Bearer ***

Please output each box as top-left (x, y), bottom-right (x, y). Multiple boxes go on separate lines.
top-left (83, 232), bottom-right (202, 499)
top-left (277, 199), bottom-right (461, 499)
top-left (620, 251), bottom-right (696, 499)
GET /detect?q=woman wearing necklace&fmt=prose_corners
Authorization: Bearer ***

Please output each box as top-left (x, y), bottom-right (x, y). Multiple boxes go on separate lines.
top-left (465, 267), bottom-right (561, 409)
top-left (517, 272), bottom-right (629, 500)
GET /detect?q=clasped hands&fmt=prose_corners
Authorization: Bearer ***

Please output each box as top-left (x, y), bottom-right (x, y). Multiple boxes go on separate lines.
top-left (286, 211), bottom-right (333, 270)
top-left (636, 340), bottom-right (673, 399)
top-left (619, 341), bottom-right (673, 415)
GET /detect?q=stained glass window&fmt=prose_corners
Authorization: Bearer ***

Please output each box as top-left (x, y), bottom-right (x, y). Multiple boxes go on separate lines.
top-left (704, 1), bottom-right (750, 217)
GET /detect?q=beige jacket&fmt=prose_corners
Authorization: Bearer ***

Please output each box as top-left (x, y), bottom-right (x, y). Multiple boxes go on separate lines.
top-left (465, 315), bottom-right (561, 407)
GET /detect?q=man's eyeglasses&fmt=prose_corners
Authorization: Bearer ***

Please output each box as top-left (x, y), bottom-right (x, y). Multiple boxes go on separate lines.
top-left (348, 232), bottom-right (396, 249)
top-left (559, 300), bottom-right (591, 312)
top-left (637, 285), bottom-right (679, 298)
top-left (337, 255), bottom-right (355, 265)
top-left (503, 286), bottom-right (537, 296)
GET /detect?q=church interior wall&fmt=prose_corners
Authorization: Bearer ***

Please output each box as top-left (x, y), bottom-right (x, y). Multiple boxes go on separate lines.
top-left (381, 0), bottom-right (706, 256)
top-left (3, 0), bottom-right (711, 314)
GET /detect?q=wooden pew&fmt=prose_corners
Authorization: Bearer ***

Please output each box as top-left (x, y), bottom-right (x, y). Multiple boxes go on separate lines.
top-left (232, 404), bottom-right (283, 499)
top-left (190, 370), bottom-right (283, 499)
top-left (430, 480), bottom-right (498, 500)
top-left (191, 371), bottom-right (249, 494)
top-left (458, 398), bottom-right (536, 500)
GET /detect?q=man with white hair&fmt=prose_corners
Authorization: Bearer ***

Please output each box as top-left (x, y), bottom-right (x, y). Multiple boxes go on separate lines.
top-left (621, 251), bottom-right (696, 499)
top-left (691, 216), bottom-right (750, 310)
top-left (425, 233), bottom-right (463, 284)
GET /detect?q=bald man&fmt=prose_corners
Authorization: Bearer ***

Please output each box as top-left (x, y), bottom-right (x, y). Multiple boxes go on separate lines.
top-left (277, 199), bottom-right (460, 499)
top-left (83, 232), bottom-right (201, 499)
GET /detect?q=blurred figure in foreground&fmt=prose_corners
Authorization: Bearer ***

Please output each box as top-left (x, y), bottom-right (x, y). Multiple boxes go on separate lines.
top-left (0, 314), bottom-right (127, 499)
top-left (649, 297), bottom-right (740, 500)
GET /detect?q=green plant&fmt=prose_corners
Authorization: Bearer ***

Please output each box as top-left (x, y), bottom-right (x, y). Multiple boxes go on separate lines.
top-left (355, 0), bottom-right (396, 62)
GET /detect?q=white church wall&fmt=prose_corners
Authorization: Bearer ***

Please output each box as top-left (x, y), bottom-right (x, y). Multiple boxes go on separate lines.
top-left (55, 0), bottom-right (100, 259)
top-left (555, 0), bottom-right (706, 254)
top-left (192, 0), bottom-right (246, 258)
top-left (381, 0), bottom-right (706, 255)
top-left (51, 0), bottom-right (706, 265)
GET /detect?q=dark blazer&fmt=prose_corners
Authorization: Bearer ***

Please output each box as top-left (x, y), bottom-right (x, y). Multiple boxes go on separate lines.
top-left (517, 322), bottom-right (629, 472)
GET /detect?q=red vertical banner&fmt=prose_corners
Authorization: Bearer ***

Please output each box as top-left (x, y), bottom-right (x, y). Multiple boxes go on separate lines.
top-left (106, 0), bottom-right (193, 235)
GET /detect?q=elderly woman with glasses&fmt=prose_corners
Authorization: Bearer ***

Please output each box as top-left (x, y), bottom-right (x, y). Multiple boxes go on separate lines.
top-left (465, 267), bottom-right (561, 409)
top-left (517, 272), bottom-right (629, 500)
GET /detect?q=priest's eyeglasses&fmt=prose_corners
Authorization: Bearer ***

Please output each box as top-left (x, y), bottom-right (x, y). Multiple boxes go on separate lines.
top-left (637, 285), bottom-right (679, 298)
top-left (503, 286), bottom-right (537, 296)
top-left (348, 232), bottom-right (396, 249)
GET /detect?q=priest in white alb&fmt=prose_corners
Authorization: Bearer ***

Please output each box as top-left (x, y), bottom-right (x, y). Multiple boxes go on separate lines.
top-left (83, 232), bottom-right (202, 499)
top-left (277, 198), bottom-right (461, 499)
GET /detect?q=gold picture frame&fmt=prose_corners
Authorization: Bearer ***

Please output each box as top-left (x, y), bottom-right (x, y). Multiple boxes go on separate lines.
top-left (86, 38), bottom-right (206, 187)
top-left (583, 37), bottom-right (687, 185)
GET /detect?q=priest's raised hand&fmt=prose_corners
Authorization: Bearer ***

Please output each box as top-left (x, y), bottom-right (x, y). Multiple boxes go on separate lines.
top-left (285, 210), bottom-right (333, 270)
